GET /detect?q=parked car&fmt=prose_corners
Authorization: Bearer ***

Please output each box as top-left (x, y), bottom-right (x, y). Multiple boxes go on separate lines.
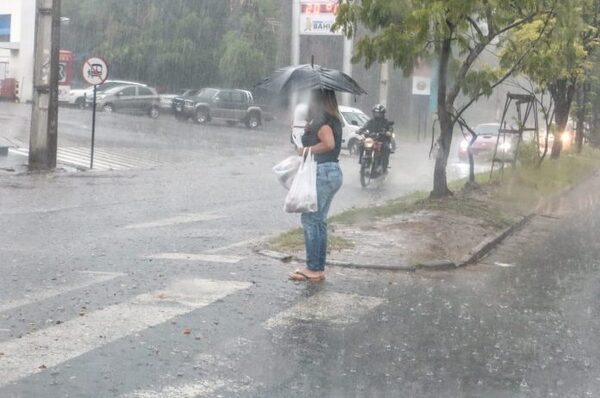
top-left (172, 88), bottom-right (264, 128)
top-left (59, 87), bottom-right (88, 108)
top-left (159, 89), bottom-right (196, 112)
top-left (96, 84), bottom-right (161, 118)
top-left (83, 80), bottom-right (148, 108)
top-left (458, 123), bottom-right (516, 161)
top-left (170, 89), bottom-right (203, 120)
top-left (291, 104), bottom-right (380, 155)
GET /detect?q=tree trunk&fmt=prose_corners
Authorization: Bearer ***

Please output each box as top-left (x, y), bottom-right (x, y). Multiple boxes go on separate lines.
top-left (431, 34), bottom-right (454, 198)
top-left (550, 101), bottom-right (569, 159)
top-left (575, 85), bottom-right (587, 154)
top-left (550, 79), bottom-right (576, 159)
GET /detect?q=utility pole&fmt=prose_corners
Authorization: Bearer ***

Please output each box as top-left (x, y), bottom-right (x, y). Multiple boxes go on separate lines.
top-left (341, 35), bottom-right (353, 106)
top-left (29, 0), bottom-right (61, 170)
top-left (378, 61), bottom-right (390, 108)
top-left (291, 0), bottom-right (300, 65)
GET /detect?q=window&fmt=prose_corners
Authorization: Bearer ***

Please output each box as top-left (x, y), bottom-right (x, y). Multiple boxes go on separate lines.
top-left (138, 87), bottom-right (153, 96)
top-left (342, 111), bottom-right (368, 127)
top-left (216, 90), bottom-right (231, 102)
top-left (230, 91), bottom-right (244, 103)
top-left (120, 87), bottom-right (136, 96)
top-left (196, 88), bottom-right (217, 100)
top-left (0, 15), bottom-right (11, 42)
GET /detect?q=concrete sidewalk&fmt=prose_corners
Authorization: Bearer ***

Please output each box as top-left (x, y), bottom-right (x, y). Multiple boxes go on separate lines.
top-left (260, 167), bottom-right (600, 271)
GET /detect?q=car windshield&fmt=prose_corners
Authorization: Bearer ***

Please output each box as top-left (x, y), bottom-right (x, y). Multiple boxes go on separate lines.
top-left (181, 89), bottom-right (199, 97)
top-left (475, 125), bottom-right (500, 135)
top-left (342, 111), bottom-right (368, 127)
top-left (96, 82), bottom-right (127, 92)
top-left (196, 88), bottom-right (218, 100)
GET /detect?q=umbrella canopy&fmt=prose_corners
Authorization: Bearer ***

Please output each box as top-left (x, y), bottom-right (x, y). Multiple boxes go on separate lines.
top-left (256, 64), bottom-right (367, 95)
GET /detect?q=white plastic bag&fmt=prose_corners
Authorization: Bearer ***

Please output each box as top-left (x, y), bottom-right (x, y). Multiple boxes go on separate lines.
top-left (272, 155), bottom-right (302, 190)
top-left (291, 128), bottom-right (304, 148)
top-left (284, 148), bottom-right (317, 213)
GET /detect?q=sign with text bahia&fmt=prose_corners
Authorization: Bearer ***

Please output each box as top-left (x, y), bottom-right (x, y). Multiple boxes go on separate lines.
top-left (300, 0), bottom-right (342, 36)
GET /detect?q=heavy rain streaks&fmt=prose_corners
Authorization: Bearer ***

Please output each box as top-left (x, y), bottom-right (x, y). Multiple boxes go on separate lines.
top-left (1, 1), bottom-right (600, 397)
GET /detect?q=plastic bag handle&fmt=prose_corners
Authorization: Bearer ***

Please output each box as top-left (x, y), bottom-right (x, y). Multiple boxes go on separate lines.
top-left (302, 146), bottom-right (312, 161)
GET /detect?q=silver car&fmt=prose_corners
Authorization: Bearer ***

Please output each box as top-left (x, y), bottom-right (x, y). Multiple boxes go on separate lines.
top-left (95, 85), bottom-right (161, 118)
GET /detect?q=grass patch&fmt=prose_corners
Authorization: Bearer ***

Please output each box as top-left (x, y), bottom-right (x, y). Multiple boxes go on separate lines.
top-left (268, 227), bottom-right (355, 253)
top-left (268, 148), bottom-right (600, 253)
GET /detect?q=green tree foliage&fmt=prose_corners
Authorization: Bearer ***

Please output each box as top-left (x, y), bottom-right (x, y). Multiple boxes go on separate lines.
top-left (61, 0), bottom-right (281, 90)
top-left (219, 0), bottom-right (280, 88)
top-left (335, 0), bottom-right (553, 197)
top-left (502, 0), bottom-right (599, 158)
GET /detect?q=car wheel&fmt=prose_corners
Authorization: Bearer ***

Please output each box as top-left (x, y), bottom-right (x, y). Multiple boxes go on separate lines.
top-left (348, 139), bottom-right (360, 156)
top-left (102, 103), bottom-right (114, 113)
top-left (149, 106), bottom-right (160, 119)
top-left (195, 108), bottom-right (209, 124)
top-left (245, 113), bottom-right (260, 129)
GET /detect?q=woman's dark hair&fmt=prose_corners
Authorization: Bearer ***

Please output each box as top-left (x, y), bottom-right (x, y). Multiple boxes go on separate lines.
top-left (308, 89), bottom-right (340, 122)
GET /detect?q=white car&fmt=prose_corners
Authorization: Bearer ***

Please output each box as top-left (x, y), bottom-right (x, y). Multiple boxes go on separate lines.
top-left (58, 87), bottom-right (89, 108)
top-left (291, 104), bottom-right (370, 154)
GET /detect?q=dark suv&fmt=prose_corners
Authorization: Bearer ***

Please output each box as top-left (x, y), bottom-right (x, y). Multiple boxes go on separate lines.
top-left (172, 88), bottom-right (264, 129)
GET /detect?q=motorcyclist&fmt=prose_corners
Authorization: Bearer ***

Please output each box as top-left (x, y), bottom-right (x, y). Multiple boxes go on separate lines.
top-left (359, 104), bottom-right (394, 172)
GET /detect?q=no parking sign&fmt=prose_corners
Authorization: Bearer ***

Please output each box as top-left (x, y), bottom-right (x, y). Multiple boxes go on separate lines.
top-left (82, 57), bottom-right (109, 86)
top-left (82, 57), bottom-right (109, 169)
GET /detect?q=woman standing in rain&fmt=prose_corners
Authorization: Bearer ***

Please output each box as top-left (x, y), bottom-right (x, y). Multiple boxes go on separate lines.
top-left (290, 89), bottom-right (343, 282)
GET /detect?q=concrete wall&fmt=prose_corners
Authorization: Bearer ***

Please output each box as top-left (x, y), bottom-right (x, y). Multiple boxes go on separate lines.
top-left (0, 0), bottom-right (35, 102)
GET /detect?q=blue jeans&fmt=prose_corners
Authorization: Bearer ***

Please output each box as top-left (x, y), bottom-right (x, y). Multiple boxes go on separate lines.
top-left (301, 162), bottom-right (343, 271)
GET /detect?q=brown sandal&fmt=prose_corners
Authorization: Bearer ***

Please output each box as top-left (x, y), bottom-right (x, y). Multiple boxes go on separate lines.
top-left (289, 269), bottom-right (325, 282)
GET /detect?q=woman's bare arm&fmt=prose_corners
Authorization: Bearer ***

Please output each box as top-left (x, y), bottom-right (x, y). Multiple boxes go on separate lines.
top-left (298, 125), bottom-right (335, 154)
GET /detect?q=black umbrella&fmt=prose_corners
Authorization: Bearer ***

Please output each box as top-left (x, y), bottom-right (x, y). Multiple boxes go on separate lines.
top-left (256, 63), bottom-right (367, 95)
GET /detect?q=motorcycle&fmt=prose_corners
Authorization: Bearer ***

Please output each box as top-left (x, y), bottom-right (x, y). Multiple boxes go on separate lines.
top-left (358, 121), bottom-right (394, 188)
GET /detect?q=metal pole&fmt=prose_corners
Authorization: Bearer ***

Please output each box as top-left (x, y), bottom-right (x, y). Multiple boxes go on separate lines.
top-left (291, 0), bottom-right (300, 65)
top-left (90, 85), bottom-right (97, 169)
top-left (29, 0), bottom-right (61, 170)
top-left (378, 62), bottom-right (390, 108)
top-left (341, 35), bottom-right (353, 105)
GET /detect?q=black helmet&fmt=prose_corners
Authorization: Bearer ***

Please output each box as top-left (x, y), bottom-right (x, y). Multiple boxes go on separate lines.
top-left (372, 104), bottom-right (386, 118)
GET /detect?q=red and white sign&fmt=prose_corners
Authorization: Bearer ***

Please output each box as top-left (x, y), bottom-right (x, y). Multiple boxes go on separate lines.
top-left (300, 0), bottom-right (341, 36)
top-left (58, 50), bottom-right (74, 86)
top-left (82, 57), bottom-right (109, 85)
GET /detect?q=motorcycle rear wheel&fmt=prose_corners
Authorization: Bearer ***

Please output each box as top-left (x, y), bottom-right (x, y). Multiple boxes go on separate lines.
top-left (360, 162), bottom-right (371, 188)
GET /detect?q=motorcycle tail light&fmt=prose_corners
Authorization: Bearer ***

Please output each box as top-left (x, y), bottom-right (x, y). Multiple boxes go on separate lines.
top-left (364, 138), bottom-right (374, 149)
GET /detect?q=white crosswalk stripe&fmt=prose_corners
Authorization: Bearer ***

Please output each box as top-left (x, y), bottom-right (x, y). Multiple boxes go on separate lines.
top-left (9, 146), bottom-right (160, 171)
top-left (0, 270), bottom-right (385, 395)
top-left (263, 291), bottom-right (385, 329)
top-left (121, 379), bottom-right (245, 398)
top-left (124, 212), bottom-right (225, 229)
top-left (146, 253), bottom-right (244, 263)
top-left (122, 291), bottom-right (385, 398)
top-left (0, 271), bottom-right (125, 314)
top-left (0, 278), bottom-right (252, 388)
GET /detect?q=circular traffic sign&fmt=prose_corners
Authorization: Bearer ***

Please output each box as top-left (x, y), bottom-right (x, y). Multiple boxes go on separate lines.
top-left (82, 57), bottom-right (109, 85)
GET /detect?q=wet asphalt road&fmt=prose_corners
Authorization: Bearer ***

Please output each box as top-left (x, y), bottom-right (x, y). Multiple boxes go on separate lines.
top-left (1, 103), bottom-right (598, 397)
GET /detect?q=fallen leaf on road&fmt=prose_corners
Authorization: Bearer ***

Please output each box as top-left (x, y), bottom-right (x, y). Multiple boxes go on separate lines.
top-left (39, 364), bottom-right (47, 369)
top-left (183, 328), bottom-right (192, 335)
top-left (157, 293), bottom-right (169, 299)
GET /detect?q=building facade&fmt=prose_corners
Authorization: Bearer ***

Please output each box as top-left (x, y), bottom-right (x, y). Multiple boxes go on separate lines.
top-left (0, 0), bottom-right (35, 102)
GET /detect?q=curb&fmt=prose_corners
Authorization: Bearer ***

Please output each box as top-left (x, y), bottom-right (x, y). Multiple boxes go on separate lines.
top-left (456, 213), bottom-right (535, 267)
top-left (256, 169), bottom-right (600, 272)
top-left (255, 214), bottom-right (535, 272)
top-left (254, 249), bottom-right (417, 271)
